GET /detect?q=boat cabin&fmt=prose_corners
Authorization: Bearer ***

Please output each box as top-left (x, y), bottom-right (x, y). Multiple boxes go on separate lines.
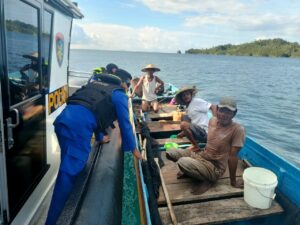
top-left (0, 0), bottom-right (82, 224)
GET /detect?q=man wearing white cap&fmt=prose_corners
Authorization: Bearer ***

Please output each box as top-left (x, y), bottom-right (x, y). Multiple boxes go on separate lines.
top-left (166, 97), bottom-right (245, 188)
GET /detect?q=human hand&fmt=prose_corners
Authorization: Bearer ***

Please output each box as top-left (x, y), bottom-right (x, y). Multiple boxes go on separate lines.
top-left (231, 179), bottom-right (244, 189)
top-left (128, 93), bottom-right (135, 98)
top-left (132, 149), bottom-right (142, 160)
top-left (176, 132), bottom-right (184, 139)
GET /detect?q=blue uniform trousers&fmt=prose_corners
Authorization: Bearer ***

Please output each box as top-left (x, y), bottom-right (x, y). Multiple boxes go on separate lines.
top-left (45, 129), bottom-right (91, 225)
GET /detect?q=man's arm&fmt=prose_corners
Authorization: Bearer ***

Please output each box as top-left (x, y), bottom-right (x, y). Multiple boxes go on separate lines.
top-left (155, 76), bottom-right (164, 93)
top-left (228, 146), bottom-right (243, 188)
top-left (112, 90), bottom-right (142, 159)
top-left (209, 104), bottom-right (217, 117)
top-left (129, 76), bottom-right (144, 98)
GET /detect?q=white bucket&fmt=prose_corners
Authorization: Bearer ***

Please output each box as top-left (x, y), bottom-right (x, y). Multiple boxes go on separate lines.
top-left (243, 167), bottom-right (278, 209)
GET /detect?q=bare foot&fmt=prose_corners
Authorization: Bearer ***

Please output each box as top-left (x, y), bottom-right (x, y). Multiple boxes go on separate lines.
top-left (177, 170), bottom-right (188, 179)
top-left (99, 134), bottom-right (110, 144)
top-left (191, 181), bottom-right (212, 195)
top-left (176, 132), bottom-right (185, 139)
top-left (231, 179), bottom-right (244, 189)
top-left (187, 145), bottom-right (200, 152)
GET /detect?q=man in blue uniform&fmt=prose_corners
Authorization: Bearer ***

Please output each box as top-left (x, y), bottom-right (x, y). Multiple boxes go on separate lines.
top-left (45, 69), bottom-right (141, 225)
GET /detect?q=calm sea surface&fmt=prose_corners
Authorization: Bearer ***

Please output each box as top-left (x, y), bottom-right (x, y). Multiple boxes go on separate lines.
top-left (70, 49), bottom-right (300, 168)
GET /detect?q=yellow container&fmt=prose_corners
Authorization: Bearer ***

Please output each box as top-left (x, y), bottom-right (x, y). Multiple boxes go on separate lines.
top-left (173, 111), bottom-right (185, 121)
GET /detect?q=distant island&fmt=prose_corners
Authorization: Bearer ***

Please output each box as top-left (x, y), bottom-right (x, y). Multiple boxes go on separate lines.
top-left (185, 39), bottom-right (300, 58)
top-left (6, 20), bottom-right (37, 35)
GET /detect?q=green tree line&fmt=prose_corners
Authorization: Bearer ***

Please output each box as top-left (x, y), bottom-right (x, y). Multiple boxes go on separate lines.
top-left (185, 39), bottom-right (300, 58)
top-left (6, 20), bottom-right (37, 35)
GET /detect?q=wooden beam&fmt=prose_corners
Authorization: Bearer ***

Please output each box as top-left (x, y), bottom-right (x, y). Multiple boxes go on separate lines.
top-left (157, 178), bottom-right (243, 205)
top-left (159, 197), bottom-right (283, 225)
top-left (155, 159), bottom-right (178, 225)
top-left (156, 138), bottom-right (190, 146)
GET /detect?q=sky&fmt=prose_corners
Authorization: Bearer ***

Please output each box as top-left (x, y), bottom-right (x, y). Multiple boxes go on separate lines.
top-left (71, 0), bottom-right (300, 53)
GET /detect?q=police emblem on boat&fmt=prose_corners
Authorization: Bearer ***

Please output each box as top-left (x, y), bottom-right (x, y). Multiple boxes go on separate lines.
top-left (56, 32), bottom-right (64, 67)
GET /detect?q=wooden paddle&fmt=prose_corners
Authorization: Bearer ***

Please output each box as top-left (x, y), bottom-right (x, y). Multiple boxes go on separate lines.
top-left (154, 158), bottom-right (178, 225)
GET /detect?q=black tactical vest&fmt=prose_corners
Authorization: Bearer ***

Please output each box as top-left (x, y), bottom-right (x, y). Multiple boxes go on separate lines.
top-left (67, 80), bottom-right (124, 133)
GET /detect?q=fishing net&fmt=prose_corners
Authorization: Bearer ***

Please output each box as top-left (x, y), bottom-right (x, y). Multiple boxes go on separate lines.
top-left (140, 121), bottom-right (164, 225)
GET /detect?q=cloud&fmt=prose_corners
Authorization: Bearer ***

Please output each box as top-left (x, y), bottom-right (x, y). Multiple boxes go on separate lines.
top-left (139, 0), bottom-right (300, 38)
top-left (139, 0), bottom-right (246, 14)
top-left (71, 24), bottom-right (92, 44)
top-left (184, 14), bottom-right (300, 37)
top-left (71, 22), bottom-right (206, 52)
top-left (70, 0), bottom-right (300, 52)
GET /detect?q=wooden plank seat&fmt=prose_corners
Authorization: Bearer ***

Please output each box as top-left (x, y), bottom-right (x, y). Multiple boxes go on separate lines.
top-left (133, 103), bottom-right (178, 120)
top-left (148, 105), bottom-right (178, 120)
top-left (157, 151), bottom-right (283, 224)
top-left (137, 121), bottom-right (181, 134)
top-left (148, 112), bottom-right (173, 120)
top-left (157, 152), bottom-right (245, 205)
top-left (136, 121), bottom-right (181, 134)
top-left (156, 137), bottom-right (190, 146)
top-left (158, 197), bottom-right (284, 225)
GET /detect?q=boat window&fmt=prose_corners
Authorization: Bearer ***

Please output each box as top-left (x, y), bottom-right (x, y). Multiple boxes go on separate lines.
top-left (42, 10), bottom-right (53, 92)
top-left (4, 0), bottom-right (40, 105)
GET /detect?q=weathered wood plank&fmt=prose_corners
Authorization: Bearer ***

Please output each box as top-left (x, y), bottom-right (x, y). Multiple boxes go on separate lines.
top-left (157, 178), bottom-right (243, 205)
top-left (159, 197), bottom-right (283, 225)
top-left (158, 151), bottom-right (246, 204)
top-left (149, 112), bottom-right (173, 120)
top-left (133, 103), bottom-right (177, 119)
top-left (156, 138), bottom-right (190, 146)
top-left (146, 121), bottom-right (181, 133)
top-left (148, 105), bottom-right (177, 119)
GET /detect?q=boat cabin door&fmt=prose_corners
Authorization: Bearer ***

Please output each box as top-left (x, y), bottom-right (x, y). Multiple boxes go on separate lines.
top-left (0, 0), bottom-right (50, 223)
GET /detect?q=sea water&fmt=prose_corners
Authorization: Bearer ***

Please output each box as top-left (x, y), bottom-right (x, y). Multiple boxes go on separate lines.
top-left (70, 49), bottom-right (300, 168)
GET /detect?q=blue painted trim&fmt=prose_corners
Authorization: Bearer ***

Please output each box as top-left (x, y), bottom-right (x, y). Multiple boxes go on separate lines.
top-left (138, 160), bottom-right (152, 225)
top-left (239, 137), bottom-right (300, 208)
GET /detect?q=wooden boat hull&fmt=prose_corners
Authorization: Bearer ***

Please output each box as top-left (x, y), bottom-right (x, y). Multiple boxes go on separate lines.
top-left (133, 84), bottom-right (300, 225)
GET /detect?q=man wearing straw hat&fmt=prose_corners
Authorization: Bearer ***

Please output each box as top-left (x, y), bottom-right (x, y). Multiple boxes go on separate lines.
top-left (20, 52), bottom-right (39, 83)
top-left (130, 64), bottom-right (164, 113)
top-left (166, 97), bottom-right (245, 188)
top-left (175, 86), bottom-right (216, 152)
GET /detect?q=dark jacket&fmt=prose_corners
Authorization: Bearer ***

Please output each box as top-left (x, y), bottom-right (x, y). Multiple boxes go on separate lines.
top-left (67, 80), bottom-right (124, 133)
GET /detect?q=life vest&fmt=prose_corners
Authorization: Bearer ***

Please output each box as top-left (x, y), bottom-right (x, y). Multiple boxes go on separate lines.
top-left (67, 79), bottom-right (124, 133)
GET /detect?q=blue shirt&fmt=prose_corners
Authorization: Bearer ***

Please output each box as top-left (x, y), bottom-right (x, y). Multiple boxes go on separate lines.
top-left (54, 89), bottom-right (136, 152)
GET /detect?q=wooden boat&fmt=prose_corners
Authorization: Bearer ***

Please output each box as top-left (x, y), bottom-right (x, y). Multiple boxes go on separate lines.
top-left (2, 0), bottom-right (297, 221)
top-left (132, 85), bottom-right (300, 225)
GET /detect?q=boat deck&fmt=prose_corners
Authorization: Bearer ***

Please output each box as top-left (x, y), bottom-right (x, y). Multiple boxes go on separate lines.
top-left (134, 102), bottom-right (284, 225)
top-left (158, 151), bottom-right (283, 224)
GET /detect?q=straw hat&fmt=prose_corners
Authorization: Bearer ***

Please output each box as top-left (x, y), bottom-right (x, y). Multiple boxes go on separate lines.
top-left (141, 64), bottom-right (160, 72)
top-left (175, 86), bottom-right (198, 105)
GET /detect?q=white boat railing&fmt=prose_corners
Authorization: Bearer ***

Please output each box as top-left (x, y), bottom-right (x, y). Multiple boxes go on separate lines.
top-left (68, 70), bottom-right (92, 78)
top-left (68, 70), bottom-right (91, 95)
